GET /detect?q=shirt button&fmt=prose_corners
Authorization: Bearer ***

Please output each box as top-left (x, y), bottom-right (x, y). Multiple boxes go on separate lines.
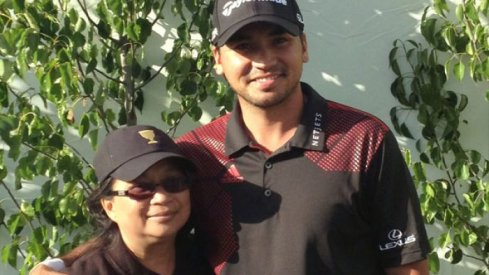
top-left (264, 162), bottom-right (273, 169)
top-left (264, 189), bottom-right (272, 197)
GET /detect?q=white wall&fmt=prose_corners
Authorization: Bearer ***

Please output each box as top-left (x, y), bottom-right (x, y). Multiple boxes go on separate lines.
top-left (1, 0), bottom-right (487, 274)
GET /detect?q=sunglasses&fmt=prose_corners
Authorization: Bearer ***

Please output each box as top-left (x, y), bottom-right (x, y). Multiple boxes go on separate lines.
top-left (107, 178), bottom-right (190, 200)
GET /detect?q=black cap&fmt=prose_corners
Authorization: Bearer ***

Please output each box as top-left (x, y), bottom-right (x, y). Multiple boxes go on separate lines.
top-left (211, 0), bottom-right (304, 47)
top-left (93, 125), bottom-right (195, 183)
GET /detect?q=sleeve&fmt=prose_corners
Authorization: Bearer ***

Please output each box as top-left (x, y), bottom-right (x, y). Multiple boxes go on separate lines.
top-left (367, 131), bottom-right (431, 267)
top-left (39, 258), bottom-right (67, 272)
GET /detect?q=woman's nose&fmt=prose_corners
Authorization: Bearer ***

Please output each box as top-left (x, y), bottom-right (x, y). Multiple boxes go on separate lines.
top-left (150, 186), bottom-right (173, 202)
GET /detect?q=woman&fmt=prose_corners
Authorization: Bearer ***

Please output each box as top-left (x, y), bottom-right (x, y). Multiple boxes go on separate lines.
top-left (64, 125), bottom-right (212, 274)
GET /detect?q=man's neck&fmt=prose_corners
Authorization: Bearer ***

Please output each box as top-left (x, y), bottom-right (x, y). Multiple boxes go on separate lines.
top-left (239, 89), bottom-right (304, 153)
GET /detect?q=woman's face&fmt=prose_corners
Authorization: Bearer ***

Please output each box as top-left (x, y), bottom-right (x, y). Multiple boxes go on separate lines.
top-left (101, 159), bottom-right (191, 246)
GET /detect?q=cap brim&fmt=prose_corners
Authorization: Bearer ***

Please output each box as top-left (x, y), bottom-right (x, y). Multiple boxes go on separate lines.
top-left (215, 15), bottom-right (301, 47)
top-left (110, 152), bottom-right (196, 182)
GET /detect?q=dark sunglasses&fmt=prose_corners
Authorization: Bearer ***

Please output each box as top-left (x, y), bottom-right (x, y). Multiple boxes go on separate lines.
top-left (107, 178), bottom-right (189, 200)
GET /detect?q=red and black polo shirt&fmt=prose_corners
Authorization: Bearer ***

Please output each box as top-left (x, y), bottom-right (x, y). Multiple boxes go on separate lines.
top-left (176, 82), bottom-right (430, 275)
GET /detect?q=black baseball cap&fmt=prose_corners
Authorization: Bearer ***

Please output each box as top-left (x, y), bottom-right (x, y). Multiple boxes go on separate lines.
top-left (211, 0), bottom-right (304, 47)
top-left (93, 125), bottom-right (195, 183)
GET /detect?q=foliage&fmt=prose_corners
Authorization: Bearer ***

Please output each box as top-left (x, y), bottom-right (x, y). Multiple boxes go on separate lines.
top-left (0, 0), bottom-right (230, 273)
top-left (389, 0), bottom-right (489, 273)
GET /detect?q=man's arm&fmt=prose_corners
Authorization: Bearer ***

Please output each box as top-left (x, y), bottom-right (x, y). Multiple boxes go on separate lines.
top-left (385, 259), bottom-right (429, 275)
top-left (29, 261), bottom-right (67, 275)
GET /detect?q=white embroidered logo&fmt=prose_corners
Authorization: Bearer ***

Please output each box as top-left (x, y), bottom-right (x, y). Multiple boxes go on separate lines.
top-left (221, 0), bottom-right (288, 17)
top-left (311, 112), bottom-right (323, 147)
top-left (379, 229), bottom-right (416, 251)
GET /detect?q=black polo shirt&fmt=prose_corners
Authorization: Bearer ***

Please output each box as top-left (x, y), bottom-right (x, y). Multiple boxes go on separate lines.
top-left (177, 82), bottom-right (430, 275)
top-left (66, 233), bottom-right (213, 275)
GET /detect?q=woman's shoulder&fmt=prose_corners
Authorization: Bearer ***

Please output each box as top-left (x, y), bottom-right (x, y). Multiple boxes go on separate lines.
top-left (175, 234), bottom-right (215, 275)
top-left (66, 248), bottom-right (114, 275)
top-left (68, 240), bottom-right (158, 275)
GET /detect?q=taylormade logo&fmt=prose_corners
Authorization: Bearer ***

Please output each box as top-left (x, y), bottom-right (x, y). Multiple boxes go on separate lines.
top-left (222, 0), bottom-right (288, 16)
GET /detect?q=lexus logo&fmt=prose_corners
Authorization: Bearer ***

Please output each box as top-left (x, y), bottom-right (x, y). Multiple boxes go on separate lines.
top-left (380, 229), bottom-right (416, 251)
top-left (388, 229), bottom-right (403, 241)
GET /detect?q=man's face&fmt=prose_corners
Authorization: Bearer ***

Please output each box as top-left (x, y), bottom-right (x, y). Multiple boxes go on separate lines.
top-left (212, 22), bottom-right (309, 109)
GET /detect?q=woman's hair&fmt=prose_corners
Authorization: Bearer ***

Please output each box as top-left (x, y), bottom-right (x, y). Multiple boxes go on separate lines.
top-left (58, 177), bottom-right (119, 264)
top-left (71, 177), bottom-right (121, 254)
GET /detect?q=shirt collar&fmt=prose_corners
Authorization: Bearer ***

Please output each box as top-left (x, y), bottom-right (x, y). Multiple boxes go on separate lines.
top-left (224, 82), bottom-right (328, 156)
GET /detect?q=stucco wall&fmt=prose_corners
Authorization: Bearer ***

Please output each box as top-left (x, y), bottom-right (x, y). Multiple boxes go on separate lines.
top-left (1, 0), bottom-right (487, 274)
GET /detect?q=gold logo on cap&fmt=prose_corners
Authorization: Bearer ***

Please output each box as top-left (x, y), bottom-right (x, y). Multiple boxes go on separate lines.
top-left (138, 130), bottom-right (158, 144)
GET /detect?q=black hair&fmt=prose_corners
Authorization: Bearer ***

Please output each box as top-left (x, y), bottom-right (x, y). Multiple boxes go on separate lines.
top-left (82, 177), bottom-right (120, 251)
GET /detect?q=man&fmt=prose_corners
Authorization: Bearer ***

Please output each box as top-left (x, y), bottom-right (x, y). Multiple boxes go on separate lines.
top-left (32, 0), bottom-right (430, 274)
top-left (176, 0), bottom-right (430, 274)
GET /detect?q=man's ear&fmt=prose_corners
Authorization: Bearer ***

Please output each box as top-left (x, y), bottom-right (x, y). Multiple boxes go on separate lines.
top-left (212, 46), bottom-right (224, 75)
top-left (100, 198), bottom-right (117, 222)
top-left (300, 33), bottom-right (309, 63)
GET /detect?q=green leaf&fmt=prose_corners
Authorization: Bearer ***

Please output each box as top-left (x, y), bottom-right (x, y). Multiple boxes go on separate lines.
top-left (481, 0), bottom-right (489, 15)
top-left (455, 4), bottom-right (464, 21)
top-left (135, 18), bottom-right (152, 44)
top-left (47, 133), bottom-right (65, 150)
top-left (427, 183), bottom-right (436, 198)
top-left (177, 23), bottom-right (190, 43)
top-left (438, 232), bottom-right (452, 248)
top-left (83, 78), bottom-right (95, 95)
top-left (86, 59), bottom-right (97, 74)
top-left (0, 208), bottom-right (5, 223)
top-left (458, 94), bottom-right (468, 112)
top-left (0, 83), bottom-right (9, 107)
top-left (59, 198), bottom-right (69, 215)
top-left (403, 148), bottom-right (412, 166)
top-left (1, 242), bottom-right (18, 267)
top-left (413, 162), bottom-right (426, 181)
top-left (455, 163), bottom-right (471, 180)
top-left (28, 230), bottom-right (48, 259)
top-left (180, 80), bottom-right (197, 95)
top-left (59, 62), bottom-right (73, 91)
top-left (459, 230), bottom-right (478, 246)
top-left (6, 213), bottom-right (25, 235)
top-left (78, 114), bottom-right (90, 138)
top-left (389, 47), bottom-right (401, 76)
top-left (453, 61), bottom-right (465, 81)
top-left (442, 26), bottom-right (457, 50)
top-left (469, 150), bottom-right (481, 164)
top-left (88, 129), bottom-right (99, 149)
top-left (483, 58), bottom-right (489, 79)
top-left (135, 90), bottom-right (144, 112)
top-left (0, 115), bottom-right (16, 140)
top-left (421, 18), bottom-right (437, 44)
top-left (448, 247), bottom-right (463, 264)
top-left (0, 59), bottom-right (14, 81)
top-left (463, 193), bottom-right (475, 209)
top-left (189, 106), bottom-right (203, 121)
top-left (433, 0), bottom-right (449, 16)
top-left (400, 123), bottom-right (414, 139)
top-left (20, 201), bottom-right (35, 218)
top-left (97, 20), bottom-right (111, 39)
top-left (428, 251), bottom-right (440, 273)
top-left (13, 0), bottom-right (26, 11)
top-left (390, 108), bottom-right (401, 135)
